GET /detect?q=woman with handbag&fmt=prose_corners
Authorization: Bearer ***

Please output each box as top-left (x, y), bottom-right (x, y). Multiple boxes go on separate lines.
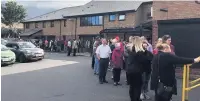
top-left (150, 44), bottom-right (200, 101)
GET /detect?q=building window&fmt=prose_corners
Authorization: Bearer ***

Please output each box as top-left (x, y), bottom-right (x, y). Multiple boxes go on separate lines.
top-left (25, 23), bottom-right (29, 29)
top-left (50, 21), bottom-right (54, 27)
top-left (80, 15), bottom-right (103, 26)
top-left (118, 14), bottom-right (126, 21)
top-left (43, 22), bottom-right (46, 28)
top-left (35, 22), bottom-right (38, 28)
top-left (109, 14), bottom-right (116, 21)
top-left (147, 12), bottom-right (152, 20)
top-left (64, 20), bottom-right (66, 27)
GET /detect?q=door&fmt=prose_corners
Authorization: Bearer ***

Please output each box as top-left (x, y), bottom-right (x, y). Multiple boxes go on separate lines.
top-left (158, 21), bottom-right (200, 58)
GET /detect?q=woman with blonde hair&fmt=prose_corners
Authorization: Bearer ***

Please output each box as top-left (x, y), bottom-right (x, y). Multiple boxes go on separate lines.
top-left (126, 36), bottom-right (153, 101)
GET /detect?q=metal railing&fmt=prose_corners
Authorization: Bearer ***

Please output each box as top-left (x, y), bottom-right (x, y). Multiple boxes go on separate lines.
top-left (182, 64), bottom-right (200, 101)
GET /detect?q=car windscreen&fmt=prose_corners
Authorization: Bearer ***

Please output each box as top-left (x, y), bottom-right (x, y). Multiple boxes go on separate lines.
top-left (18, 42), bottom-right (36, 48)
top-left (1, 45), bottom-right (9, 51)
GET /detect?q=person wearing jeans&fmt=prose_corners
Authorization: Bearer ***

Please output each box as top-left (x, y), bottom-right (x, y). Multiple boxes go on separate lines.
top-left (94, 55), bottom-right (99, 75)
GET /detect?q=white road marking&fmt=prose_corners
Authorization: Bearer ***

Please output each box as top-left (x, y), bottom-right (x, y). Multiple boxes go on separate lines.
top-left (1, 59), bottom-right (79, 76)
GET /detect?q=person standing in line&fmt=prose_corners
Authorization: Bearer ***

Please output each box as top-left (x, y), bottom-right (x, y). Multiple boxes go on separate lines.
top-left (92, 37), bottom-right (101, 69)
top-left (141, 36), bottom-right (153, 53)
top-left (162, 35), bottom-right (175, 54)
top-left (93, 38), bottom-right (101, 75)
top-left (153, 38), bottom-right (162, 55)
top-left (49, 40), bottom-right (53, 51)
top-left (77, 39), bottom-right (81, 53)
top-left (109, 38), bottom-right (117, 73)
top-left (67, 39), bottom-right (72, 56)
top-left (45, 39), bottom-right (48, 50)
top-left (72, 39), bottom-right (78, 56)
top-left (53, 39), bottom-right (58, 52)
top-left (111, 43), bottom-right (123, 86)
top-left (124, 36), bottom-right (134, 85)
top-left (126, 36), bottom-right (152, 101)
top-left (140, 41), bottom-right (153, 100)
top-left (64, 40), bottom-right (68, 52)
top-left (57, 39), bottom-right (62, 52)
top-left (150, 44), bottom-right (200, 101)
top-left (96, 39), bottom-right (112, 84)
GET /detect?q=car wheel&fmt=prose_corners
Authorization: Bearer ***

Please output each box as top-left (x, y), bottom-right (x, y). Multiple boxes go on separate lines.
top-left (19, 54), bottom-right (27, 63)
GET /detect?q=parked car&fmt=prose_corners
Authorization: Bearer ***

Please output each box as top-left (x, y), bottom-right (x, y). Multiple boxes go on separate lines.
top-left (1, 44), bottom-right (16, 65)
top-left (6, 41), bottom-right (45, 63)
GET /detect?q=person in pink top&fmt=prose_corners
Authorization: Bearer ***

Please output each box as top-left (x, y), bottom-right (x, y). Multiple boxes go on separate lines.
top-left (112, 43), bottom-right (123, 86)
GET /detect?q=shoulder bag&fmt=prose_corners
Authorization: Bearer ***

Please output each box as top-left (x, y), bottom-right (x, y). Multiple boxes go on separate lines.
top-left (156, 54), bottom-right (173, 99)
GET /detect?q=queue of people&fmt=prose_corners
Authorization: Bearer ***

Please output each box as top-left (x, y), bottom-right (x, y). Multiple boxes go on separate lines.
top-left (91, 35), bottom-right (200, 101)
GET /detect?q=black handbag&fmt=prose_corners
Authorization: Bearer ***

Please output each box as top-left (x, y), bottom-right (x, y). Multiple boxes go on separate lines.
top-left (156, 54), bottom-right (173, 99)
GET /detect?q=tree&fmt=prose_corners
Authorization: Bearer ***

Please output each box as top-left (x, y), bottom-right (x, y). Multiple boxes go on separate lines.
top-left (1, 1), bottom-right (26, 28)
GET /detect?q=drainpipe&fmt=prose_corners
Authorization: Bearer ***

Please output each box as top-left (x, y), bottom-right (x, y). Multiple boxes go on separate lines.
top-left (60, 20), bottom-right (62, 40)
top-left (75, 18), bottom-right (77, 39)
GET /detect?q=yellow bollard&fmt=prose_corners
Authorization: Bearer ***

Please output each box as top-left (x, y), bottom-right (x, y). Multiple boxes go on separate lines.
top-left (186, 65), bottom-right (190, 101)
top-left (182, 65), bottom-right (187, 101)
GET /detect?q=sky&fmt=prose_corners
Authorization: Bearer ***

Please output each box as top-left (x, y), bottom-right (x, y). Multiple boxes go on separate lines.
top-left (2, 0), bottom-right (91, 19)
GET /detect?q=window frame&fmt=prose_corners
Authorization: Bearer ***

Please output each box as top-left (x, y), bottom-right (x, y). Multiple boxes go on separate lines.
top-left (25, 23), bottom-right (29, 29)
top-left (109, 14), bottom-right (116, 22)
top-left (35, 22), bottom-right (38, 28)
top-left (50, 21), bottom-right (54, 27)
top-left (118, 14), bottom-right (126, 21)
top-left (42, 22), bottom-right (46, 28)
top-left (64, 19), bottom-right (67, 27)
top-left (80, 15), bottom-right (103, 27)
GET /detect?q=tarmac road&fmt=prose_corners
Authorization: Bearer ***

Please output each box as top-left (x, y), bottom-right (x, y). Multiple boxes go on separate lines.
top-left (1, 53), bottom-right (200, 101)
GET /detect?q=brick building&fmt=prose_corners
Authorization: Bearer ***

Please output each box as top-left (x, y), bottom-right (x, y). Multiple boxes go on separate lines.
top-left (21, 1), bottom-right (152, 41)
top-left (22, 1), bottom-right (200, 57)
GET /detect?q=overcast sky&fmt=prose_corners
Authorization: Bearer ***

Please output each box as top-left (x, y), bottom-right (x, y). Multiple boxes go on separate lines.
top-left (2, 0), bottom-right (91, 19)
top-left (16, 0), bottom-right (91, 9)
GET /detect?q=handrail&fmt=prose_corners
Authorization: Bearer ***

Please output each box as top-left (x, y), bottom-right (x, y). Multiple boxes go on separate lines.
top-left (182, 64), bottom-right (200, 101)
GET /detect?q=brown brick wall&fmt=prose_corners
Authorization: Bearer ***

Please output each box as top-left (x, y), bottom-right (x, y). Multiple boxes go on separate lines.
top-left (104, 12), bottom-right (135, 28)
top-left (152, 1), bottom-right (200, 46)
top-left (61, 18), bottom-right (76, 37)
top-left (153, 1), bottom-right (200, 20)
top-left (24, 20), bottom-right (62, 36)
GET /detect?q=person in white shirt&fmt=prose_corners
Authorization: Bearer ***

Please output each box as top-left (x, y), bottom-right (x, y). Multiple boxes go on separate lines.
top-left (72, 39), bottom-right (78, 56)
top-left (67, 40), bottom-right (72, 56)
top-left (96, 38), bottom-right (112, 84)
